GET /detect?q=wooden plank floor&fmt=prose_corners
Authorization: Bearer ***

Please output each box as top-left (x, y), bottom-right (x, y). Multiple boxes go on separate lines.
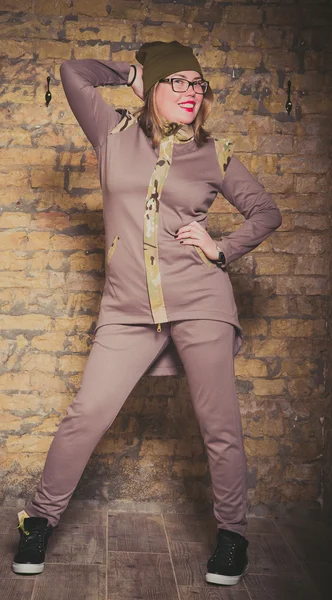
top-left (1, 507), bottom-right (330, 600)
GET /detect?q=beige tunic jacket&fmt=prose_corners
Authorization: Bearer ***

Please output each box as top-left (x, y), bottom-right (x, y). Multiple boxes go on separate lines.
top-left (60, 60), bottom-right (282, 375)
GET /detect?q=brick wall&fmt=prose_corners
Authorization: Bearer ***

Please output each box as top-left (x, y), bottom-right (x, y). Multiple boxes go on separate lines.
top-left (1, 0), bottom-right (331, 517)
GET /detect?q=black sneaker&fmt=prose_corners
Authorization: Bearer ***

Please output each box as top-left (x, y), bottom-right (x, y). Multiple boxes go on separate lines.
top-left (206, 528), bottom-right (249, 586)
top-left (12, 517), bottom-right (53, 575)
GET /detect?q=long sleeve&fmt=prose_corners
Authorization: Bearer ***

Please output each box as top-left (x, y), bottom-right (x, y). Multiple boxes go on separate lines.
top-left (216, 156), bottom-right (282, 266)
top-left (60, 59), bottom-right (131, 149)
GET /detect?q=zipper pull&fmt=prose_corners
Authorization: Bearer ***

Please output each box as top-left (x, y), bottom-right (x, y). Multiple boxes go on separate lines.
top-left (157, 323), bottom-right (161, 333)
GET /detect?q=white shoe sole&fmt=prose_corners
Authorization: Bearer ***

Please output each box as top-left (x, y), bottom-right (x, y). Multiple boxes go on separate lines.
top-left (12, 562), bottom-right (45, 575)
top-left (205, 563), bottom-right (249, 586)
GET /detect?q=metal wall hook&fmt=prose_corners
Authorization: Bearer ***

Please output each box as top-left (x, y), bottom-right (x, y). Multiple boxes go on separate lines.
top-left (286, 80), bottom-right (292, 114)
top-left (45, 76), bottom-right (52, 107)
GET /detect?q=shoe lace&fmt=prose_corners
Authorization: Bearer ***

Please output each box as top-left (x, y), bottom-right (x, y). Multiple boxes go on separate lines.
top-left (212, 537), bottom-right (237, 567)
top-left (18, 523), bottom-right (47, 552)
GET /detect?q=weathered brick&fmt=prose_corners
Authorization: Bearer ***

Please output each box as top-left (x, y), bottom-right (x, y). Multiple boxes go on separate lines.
top-left (280, 359), bottom-right (319, 378)
top-left (251, 338), bottom-right (289, 358)
top-left (0, 252), bottom-right (27, 272)
top-left (110, 48), bottom-right (137, 63)
top-left (69, 251), bottom-right (103, 272)
top-left (30, 370), bottom-right (66, 392)
top-left (244, 154), bottom-right (279, 176)
top-left (0, 40), bottom-right (34, 59)
top-left (279, 156), bottom-right (330, 175)
top-left (0, 170), bottom-right (29, 188)
top-left (65, 20), bottom-right (133, 42)
top-left (241, 319), bottom-right (268, 338)
top-left (252, 378), bottom-right (286, 397)
top-left (255, 255), bottom-right (294, 276)
top-left (1, 128), bottom-right (32, 147)
top-left (245, 438), bottom-right (279, 457)
top-left (21, 353), bottom-right (57, 372)
top-left (31, 168), bottom-right (64, 189)
top-left (295, 175), bottom-right (328, 194)
top-left (265, 6), bottom-right (298, 26)
top-left (69, 170), bottom-right (100, 190)
top-left (66, 271), bottom-right (103, 291)
top-left (207, 71), bottom-right (229, 90)
top-left (51, 234), bottom-right (104, 251)
top-left (31, 332), bottom-right (66, 351)
top-left (272, 232), bottom-right (329, 255)
top-left (0, 148), bottom-right (57, 166)
top-left (26, 232), bottom-right (51, 250)
top-left (253, 296), bottom-right (289, 318)
top-left (224, 5), bottom-right (262, 25)
top-left (276, 275), bottom-right (329, 296)
top-left (148, 3), bottom-right (183, 23)
top-left (49, 271), bottom-right (66, 289)
top-left (140, 439), bottom-right (194, 458)
top-left (293, 214), bottom-right (329, 231)
top-left (6, 435), bottom-right (53, 454)
top-left (69, 0), bottom-right (108, 17)
top-left (58, 354), bottom-right (87, 373)
top-left (258, 135), bottom-right (294, 155)
top-left (235, 357), bottom-right (268, 378)
top-left (1, 0), bottom-right (32, 9)
top-left (0, 372), bottom-right (31, 392)
top-left (33, 416), bottom-right (61, 433)
top-left (226, 49), bottom-right (262, 70)
top-left (53, 316), bottom-right (94, 332)
top-left (74, 43), bottom-right (110, 60)
top-left (257, 174), bottom-right (294, 194)
top-left (287, 378), bottom-right (321, 400)
top-left (271, 319), bottom-right (326, 338)
top-left (30, 212), bottom-right (70, 231)
top-left (0, 212), bottom-right (31, 229)
top-left (295, 256), bottom-right (328, 276)
top-left (137, 23), bottom-right (208, 45)
top-left (0, 314), bottom-right (52, 332)
top-left (33, 0), bottom-right (71, 15)
top-left (0, 16), bottom-right (61, 40)
top-left (65, 334), bottom-right (92, 353)
top-left (0, 271), bottom-right (50, 289)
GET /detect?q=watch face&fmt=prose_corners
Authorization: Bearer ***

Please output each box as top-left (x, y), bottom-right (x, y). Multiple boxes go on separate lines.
top-left (218, 251), bottom-right (226, 265)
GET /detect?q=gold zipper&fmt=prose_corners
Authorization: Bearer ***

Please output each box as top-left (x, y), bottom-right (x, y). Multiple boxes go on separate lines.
top-left (157, 323), bottom-right (161, 332)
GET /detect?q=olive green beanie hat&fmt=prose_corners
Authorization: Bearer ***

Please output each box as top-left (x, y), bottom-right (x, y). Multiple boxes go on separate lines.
top-left (136, 41), bottom-right (204, 96)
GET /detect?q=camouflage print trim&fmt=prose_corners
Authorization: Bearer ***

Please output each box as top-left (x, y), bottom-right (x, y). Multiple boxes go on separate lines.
top-left (111, 110), bottom-right (137, 135)
top-left (110, 115), bottom-right (194, 324)
top-left (215, 138), bottom-right (235, 178)
top-left (143, 136), bottom-right (174, 323)
top-left (106, 235), bottom-right (119, 269)
top-left (194, 246), bottom-right (215, 268)
top-left (143, 126), bottom-right (194, 323)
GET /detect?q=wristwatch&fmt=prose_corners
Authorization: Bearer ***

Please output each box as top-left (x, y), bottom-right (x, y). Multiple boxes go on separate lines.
top-left (214, 246), bottom-right (226, 268)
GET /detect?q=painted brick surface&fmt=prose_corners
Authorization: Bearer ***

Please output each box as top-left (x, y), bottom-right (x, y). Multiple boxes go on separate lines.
top-left (0, 0), bottom-right (331, 517)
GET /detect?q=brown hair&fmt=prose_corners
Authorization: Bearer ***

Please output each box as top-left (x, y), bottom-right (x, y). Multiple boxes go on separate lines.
top-left (136, 83), bottom-right (214, 149)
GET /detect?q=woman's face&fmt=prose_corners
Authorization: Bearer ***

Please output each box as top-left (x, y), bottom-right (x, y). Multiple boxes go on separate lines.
top-left (154, 71), bottom-right (205, 125)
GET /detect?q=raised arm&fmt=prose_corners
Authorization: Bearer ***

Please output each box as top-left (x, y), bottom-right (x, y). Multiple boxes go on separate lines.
top-left (216, 156), bottom-right (282, 266)
top-left (60, 60), bottom-right (131, 149)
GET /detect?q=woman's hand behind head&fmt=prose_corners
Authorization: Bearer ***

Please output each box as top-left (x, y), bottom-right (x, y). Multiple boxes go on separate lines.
top-left (131, 65), bottom-right (144, 100)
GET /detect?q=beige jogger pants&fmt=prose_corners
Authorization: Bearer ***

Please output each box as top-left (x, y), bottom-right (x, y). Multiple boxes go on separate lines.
top-left (27, 320), bottom-right (248, 535)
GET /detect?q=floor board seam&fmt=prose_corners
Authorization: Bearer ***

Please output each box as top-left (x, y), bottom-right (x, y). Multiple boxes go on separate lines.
top-left (107, 550), bottom-right (170, 555)
top-left (261, 522), bottom-right (322, 598)
top-left (273, 521), bottom-right (316, 578)
top-left (161, 513), bottom-right (181, 600)
top-left (105, 509), bottom-right (109, 600)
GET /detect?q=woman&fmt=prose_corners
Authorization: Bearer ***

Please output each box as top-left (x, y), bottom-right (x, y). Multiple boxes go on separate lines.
top-left (13, 41), bottom-right (281, 585)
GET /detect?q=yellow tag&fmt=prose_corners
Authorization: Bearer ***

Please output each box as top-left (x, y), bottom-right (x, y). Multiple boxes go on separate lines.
top-left (17, 509), bottom-right (30, 535)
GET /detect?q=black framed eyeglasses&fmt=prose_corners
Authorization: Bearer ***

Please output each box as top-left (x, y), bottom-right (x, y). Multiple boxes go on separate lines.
top-left (159, 77), bottom-right (209, 95)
